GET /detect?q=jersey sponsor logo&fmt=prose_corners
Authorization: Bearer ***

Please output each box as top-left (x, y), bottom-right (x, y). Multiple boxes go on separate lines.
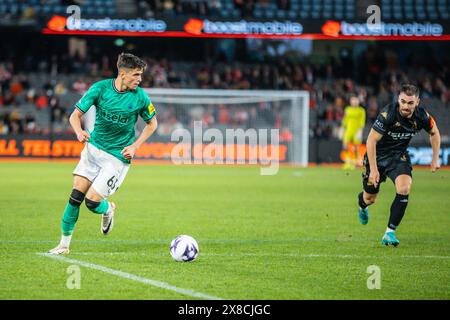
top-left (374, 119), bottom-right (384, 129)
top-left (148, 103), bottom-right (155, 114)
top-left (387, 131), bottom-right (416, 140)
top-left (97, 108), bottom-right (129, 124)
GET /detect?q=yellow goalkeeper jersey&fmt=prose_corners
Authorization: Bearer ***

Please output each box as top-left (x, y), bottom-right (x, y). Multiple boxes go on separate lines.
top-left (343, 105), bottom-right (366, 132)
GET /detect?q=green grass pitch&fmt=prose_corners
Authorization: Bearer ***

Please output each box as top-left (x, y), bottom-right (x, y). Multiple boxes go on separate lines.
top-left (0, 162), bottom-right (449, 299)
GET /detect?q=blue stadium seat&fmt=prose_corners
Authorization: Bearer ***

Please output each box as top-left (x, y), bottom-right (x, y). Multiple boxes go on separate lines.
top-left (334, 12), bottom-right (343, 19)
top-left (345, 11), bottom-right (354, 19)
top-left (220, 9), bottom-right (230, 18)
top-left (97, 7), bottom-right (106, 16)
top-left (417, 11), bottom-right (426, 19)
top-left (299, 11), bottom-right (310, 19)
top-left (231, 9), bottom-right (240, 18)
top-left (265, 10), bottom-right (275, 18)
top-left (323, 11), bottom-right (332, 19)
top-left (224, 2), bottom-right (234, 10)
top-left (276, 10), bottom-right (286, 19)
top-left (287, 10), bottom-right (298, 19)
top-left (393, 11), bottom-right (403, 19)
top-left (254, 8), bottom-right (263, 18)
top-left (53, 5), bottom-right (64, 14)
top-left (85, 6), bottom-right (95, 15)
top-left (405, 11), bottom-right (415, 19)
top-left (290, 3), bottom-right (299, 10)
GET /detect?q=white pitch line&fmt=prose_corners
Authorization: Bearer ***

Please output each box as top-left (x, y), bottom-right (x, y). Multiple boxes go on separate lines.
top-left (37, 253), bottom-right (223, 300)
top-left (37, 252), bottom-right (450, 260)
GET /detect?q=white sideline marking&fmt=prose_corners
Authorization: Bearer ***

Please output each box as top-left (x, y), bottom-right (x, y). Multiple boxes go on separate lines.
top-left (68, 252), bottom-right (450, 260)
top-left (37, 253), bottom-right (223, 300)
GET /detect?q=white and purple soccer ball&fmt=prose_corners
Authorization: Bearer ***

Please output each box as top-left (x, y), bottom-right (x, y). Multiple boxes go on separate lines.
top-left (170, 235), bottom-right (199, 262)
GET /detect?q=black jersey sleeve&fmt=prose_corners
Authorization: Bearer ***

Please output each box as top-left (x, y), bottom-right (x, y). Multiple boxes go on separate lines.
top-left (372, 107), bottom-right (391, 134)
top-left (418, 108), bottom-right (436, 133)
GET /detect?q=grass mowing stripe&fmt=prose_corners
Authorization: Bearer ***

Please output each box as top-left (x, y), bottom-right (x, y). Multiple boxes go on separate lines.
top-left (42, 252), bottom-right (450, 260)
top-left (36, 253), bottom-right (224, 300)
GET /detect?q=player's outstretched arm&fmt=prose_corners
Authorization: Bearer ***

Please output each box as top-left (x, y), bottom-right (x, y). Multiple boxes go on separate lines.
top-left (121, 117), bottom-right (158, 160)
top-left (69, 109), bottom-right (90, 143)
top-left (366, 128), bottom-right (383, 187)
top-left (429, 124), bottom-right (441, 172)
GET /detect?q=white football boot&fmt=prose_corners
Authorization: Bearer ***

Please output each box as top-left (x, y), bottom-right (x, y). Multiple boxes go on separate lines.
top-left (101, 201), bottom-right (116, 235)
top-left (48, 245), bottom-right (70, 255)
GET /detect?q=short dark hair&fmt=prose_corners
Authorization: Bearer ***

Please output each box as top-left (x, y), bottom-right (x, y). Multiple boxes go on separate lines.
top-left (117, 53), bottom-right (146, 71)
top-left (400, 84), bottom-right (420, 97)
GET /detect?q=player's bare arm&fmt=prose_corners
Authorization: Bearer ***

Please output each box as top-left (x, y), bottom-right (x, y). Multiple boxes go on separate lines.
top-left (121, 117), bottom-right (158, 160)
top-left (429, 124), bottom-right (441, 172)
top-left (366, 128), bottom-right (383, 188)
top-left (69, 108), bottom-right (90, 143)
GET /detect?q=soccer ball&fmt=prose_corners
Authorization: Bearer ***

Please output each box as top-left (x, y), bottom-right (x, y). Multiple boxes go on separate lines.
top-left (170, 235), bottom-right (199, 262)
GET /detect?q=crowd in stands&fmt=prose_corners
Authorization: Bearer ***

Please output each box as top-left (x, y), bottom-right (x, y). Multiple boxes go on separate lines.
top-left (1, 45), bottom-right (449, 142)
top-left (137, 0), bottom-right (297, 19)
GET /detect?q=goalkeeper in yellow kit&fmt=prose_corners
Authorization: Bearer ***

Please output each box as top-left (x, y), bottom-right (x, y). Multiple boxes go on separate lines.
top-left (341, 96), bottom-right (366, 169)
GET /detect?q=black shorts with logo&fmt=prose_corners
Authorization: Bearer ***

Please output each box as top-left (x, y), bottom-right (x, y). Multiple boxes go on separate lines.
top-left (362, 152), bottom-right (413, 194)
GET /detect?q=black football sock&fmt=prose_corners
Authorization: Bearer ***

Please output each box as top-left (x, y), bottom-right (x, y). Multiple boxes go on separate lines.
top-left (358, 192), bottom-right (368, 210)
top-left (388, 193), bottom-right (409, 230)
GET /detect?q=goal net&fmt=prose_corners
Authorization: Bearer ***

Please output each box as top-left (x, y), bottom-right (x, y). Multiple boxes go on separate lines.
top-left (139, 89), bottom-right (310, 166)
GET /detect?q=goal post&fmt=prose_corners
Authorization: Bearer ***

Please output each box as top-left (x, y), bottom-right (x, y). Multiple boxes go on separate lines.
top-left (140, 88), bottom-right (310, 166)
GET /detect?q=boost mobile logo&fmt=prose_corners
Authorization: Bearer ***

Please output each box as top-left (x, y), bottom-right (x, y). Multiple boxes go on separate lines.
top-left (185, 19), bottom-right (303, 35)
top-left (321, 20), bottom-right (443, 37)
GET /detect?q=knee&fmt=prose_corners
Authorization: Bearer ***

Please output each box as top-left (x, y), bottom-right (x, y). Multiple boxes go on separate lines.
top-left (69, 189), bottom-right (85, 207)
top-left (85, 198), bottom-right (101, 211)
top-left (364, 194), bottom-right (377, 205)
top-left (396, 183), bottom-right (411, 195)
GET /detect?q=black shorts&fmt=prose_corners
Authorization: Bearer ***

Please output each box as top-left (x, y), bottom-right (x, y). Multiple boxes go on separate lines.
top-left (362, 152), bottom-right (412, 194)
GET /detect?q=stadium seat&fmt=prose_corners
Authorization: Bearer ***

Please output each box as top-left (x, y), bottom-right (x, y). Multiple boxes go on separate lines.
top-left (254, 8), bottom-right (263, 18)
top-left (265, 10), bottom-right (275, 19)
top-left (276, 10), bottom-right (286, 19)
top-left (231, 9), bottom-right (240, 18)
top-left (299, 11), bottom-right (310, 19)
top-left (287, 10), bottom-right (297, 19)
top-left (311, 11), bottom-right (320, 19)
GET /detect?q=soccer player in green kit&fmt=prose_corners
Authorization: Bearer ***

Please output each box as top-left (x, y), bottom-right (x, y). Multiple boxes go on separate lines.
top-left (49, 53), bottom-right (158, 254)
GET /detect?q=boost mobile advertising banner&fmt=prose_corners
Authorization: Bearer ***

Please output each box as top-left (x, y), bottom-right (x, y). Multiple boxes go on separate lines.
top-left (41, 15), bottom-right (450, 40)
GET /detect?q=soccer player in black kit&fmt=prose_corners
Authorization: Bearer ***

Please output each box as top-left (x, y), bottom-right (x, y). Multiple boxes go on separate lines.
top-left (357, 84), bottom-right (441, 246)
